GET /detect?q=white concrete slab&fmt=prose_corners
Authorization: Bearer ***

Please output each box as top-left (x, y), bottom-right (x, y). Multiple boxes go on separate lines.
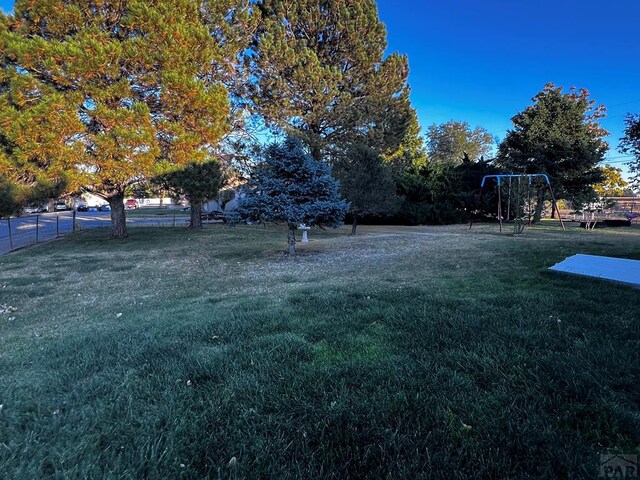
top-left (549, 254), bottom-right (640, 286)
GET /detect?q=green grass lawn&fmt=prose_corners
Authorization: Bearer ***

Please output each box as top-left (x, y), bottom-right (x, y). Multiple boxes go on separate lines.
top-left (0, 223), bottom-right (639, 479)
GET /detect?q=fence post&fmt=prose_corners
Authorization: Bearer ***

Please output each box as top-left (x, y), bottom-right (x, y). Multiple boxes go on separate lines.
top-left (7, 217), bottom-right (13, 251)
top-left (73, 210), bottom-right (76, 233)
top-left (36, 215), bottom-right (39, 243)
top-left (56, 214), bottom-right (59, 238)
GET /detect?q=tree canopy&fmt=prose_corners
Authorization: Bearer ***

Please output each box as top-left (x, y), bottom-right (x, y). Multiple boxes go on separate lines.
top-left (619, 113), bottom-right (640, 190)
top-left (237, 137), bottom-right (348, 253)
top-left (394, 157), bottom-right (497, 226)
top-left (0, 42), bottom-right (80, 211)
top-left (426, 121), bottom-right (493, 166)
top-left (382, 108), bottom-right (428, 173)
top-left (0, 0), bottom-right (246, 237)
top-left (249, 0), bottom-right (413, 159)
top-left (594, 165), bottom-right (628, 198)
top-left (497, 83), bottom-right (608, 220)
top-left (153, 160), bottom-right (227, 229)
top-left (334, 144), bottom-right (399, 234)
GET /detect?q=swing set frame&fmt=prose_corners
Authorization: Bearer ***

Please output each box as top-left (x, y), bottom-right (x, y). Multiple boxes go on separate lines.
top-left (469, 174), bottom-right (565, 232)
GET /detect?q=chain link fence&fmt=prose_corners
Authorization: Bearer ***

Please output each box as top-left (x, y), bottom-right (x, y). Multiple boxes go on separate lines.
top-left (0, 212), bottom-right (76, 255)
top-left (0, 211), bottom-right (217, 255)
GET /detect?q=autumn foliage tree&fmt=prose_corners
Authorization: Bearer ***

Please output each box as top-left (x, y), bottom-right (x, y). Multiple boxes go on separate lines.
top-left (0, 39), bottom-right (81, 212)
top-left (0, 0), bottom-right (247, 238)
top-left (594, 165), bottom-right (628, 198)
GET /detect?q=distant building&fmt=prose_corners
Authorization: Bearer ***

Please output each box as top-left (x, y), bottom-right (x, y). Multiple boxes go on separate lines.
top-left (605, 196), bottom-right (639, 212)
top-left (75, 193), bottom-right (107, 208)
top-left (137, 197), bottom-right (175, 208)
top-left (203, 189), bottom-right (240, 212)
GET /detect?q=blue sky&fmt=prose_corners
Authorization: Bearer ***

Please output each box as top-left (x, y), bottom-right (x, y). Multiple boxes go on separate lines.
top-left (2, 1), bottom-right (639, 175)
top-left (377, 0), bottom-right (640, 173)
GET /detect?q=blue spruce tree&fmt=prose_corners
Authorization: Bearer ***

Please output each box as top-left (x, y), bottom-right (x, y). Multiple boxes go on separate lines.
top-left (237, 137), bottom-right (349, 254)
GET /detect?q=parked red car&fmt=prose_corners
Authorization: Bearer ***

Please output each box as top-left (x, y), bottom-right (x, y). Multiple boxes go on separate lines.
top-left (125, 199), bottom-right (139, 210)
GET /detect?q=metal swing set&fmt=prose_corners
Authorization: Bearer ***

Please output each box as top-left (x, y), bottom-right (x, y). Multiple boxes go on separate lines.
top-left (469, 174), bottom-right (565, 232)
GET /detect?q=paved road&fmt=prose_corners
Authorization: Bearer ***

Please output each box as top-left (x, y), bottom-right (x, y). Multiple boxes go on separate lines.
top-left (0, 212), bottom-right (75, 254)
top-left (0, 211), bottom-right (191, 254)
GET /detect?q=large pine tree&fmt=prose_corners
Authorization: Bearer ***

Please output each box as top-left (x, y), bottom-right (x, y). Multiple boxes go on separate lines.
top-left (0, 44), bottom-right (82, 212)
top-left (249, 0), bottom-right (413, 160)
top-left (0, 0), bottom-right (245, 238)
top-left (497, 83), bottom-right (608, 221)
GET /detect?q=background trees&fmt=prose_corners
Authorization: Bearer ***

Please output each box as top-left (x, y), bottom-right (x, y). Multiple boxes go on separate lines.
top-left (594, 165), bottom-right (628, 198)
top-left (394, 162), bottom-right (459, 225)
top-left (237, 137), bottom-right (348, 253)
top-left (427, 121), bottom-right (493, 166)
top-left (153, 160), bottom-right (226, 229)
top-left (394, 157), bottom-right (497, 226)
top-left (619, 114), bottom-right (640, 191)
top-left (334, 144), bottom-right (398, 234)
top-left (382, 110), bottom-right (428, 174)
top-left (241, 0), bottom-right (421, 238)
top-left (2, 3), bottom-right (636, 238)
top-left (497, 83), bottom-right (608, 221)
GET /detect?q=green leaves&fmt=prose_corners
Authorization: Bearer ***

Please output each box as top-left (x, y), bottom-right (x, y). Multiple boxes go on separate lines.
top-left (334, 143), bottom-right (399, 219)
top-left (427, 121), bottom-right (494, 166)
top-left (154, 159), bottom-right (227, 203)
top-left (619, 114), bottom-right (640, 190)
top-left (250, 0), bottom-right (412, 158)
top-left (497, 84), bottom-right (608, 202)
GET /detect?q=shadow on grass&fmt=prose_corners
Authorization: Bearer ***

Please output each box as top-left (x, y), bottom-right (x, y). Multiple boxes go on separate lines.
top-left (0, 224), bottom-right (638, 478)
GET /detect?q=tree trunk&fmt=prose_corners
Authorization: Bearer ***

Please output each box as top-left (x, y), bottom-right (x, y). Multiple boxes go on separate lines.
top-left (351, 215), bottom-right (358, 235)
top-left (108, 192), bottom-right (128, 239)
top-left (310, 144), bottom-right (322, 162)
top-left (287, 224), bottom-right (296, 254)
top-left (550, 199), bottom-right (557, 219)
top-left (190, 200), bottom-right (203, 229)
top-left (533, 189), bottom-right (546, 224)
top-left (308, 125), bottom-right (323, 161)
